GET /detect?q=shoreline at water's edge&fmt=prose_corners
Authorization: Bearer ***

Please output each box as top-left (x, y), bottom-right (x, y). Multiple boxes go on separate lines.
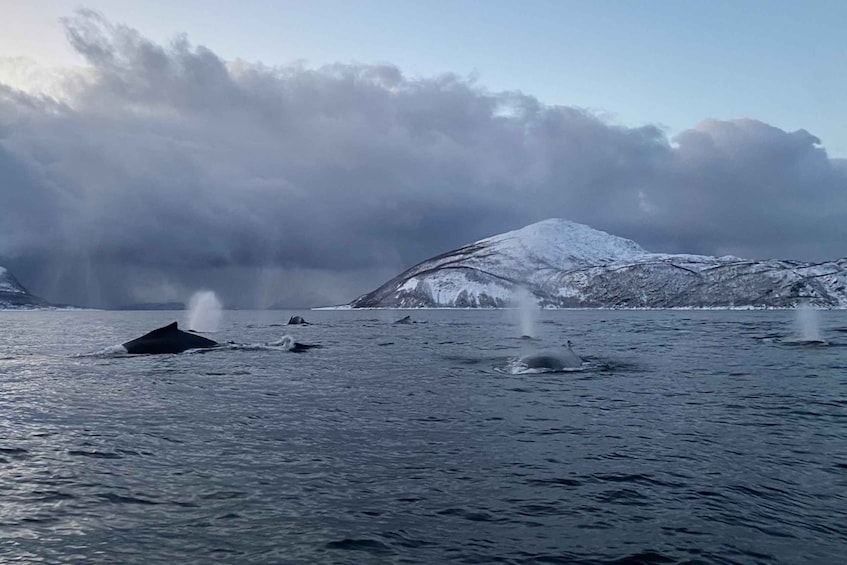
top-left (311, 305), bottom-right (847, 311)
top-left (0, 306), bottom-right (97, 312)
top-left (5, 305), bottom-right (842, 312)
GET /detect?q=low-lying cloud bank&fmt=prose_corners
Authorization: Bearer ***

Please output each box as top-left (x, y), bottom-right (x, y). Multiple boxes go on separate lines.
top-left (1, 10), bottom-right (844, 308)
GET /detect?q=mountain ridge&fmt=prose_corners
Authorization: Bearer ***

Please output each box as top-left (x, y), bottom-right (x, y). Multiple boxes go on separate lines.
top-left (350, 219), bottom-right (847, 309)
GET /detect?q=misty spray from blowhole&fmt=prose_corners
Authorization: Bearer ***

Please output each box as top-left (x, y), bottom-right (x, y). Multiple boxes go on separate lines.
top-left (186, 290), bottom-right (223, 333)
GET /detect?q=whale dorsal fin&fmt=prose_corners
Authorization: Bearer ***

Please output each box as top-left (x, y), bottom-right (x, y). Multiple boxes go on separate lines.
top-left (121, 321), bottom-right (219, 353)
top-left (141, 322), bottom-right (180, 337)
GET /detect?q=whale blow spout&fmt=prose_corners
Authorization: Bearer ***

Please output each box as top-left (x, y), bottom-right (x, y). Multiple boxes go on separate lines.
top-left (122, 322), bottom-right (219, 354)
top-left (794, 302), bottom-right (827, 344)
top-left (187, 291), bottom-right (222, 333)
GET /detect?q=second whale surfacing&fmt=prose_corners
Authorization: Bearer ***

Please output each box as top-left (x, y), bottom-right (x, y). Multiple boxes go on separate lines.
top-left (515, 341), bottom-right (583, 373)
top-left (122, 322), bottom-right (219, 354)
top-left (267, 335), bottom-right (322, 352)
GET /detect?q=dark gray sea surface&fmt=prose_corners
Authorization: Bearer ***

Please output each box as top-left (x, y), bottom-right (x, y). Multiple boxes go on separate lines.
top-left (1, 309), bottom-right (845, 564)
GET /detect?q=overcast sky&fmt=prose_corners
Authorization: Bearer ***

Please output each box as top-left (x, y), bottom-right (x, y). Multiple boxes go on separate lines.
top-left (1, 4), bottom-right (845, 308)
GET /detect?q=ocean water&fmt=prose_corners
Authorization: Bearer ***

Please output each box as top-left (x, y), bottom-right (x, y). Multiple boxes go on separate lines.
top-left (0, 309), bottom-right (845, 564)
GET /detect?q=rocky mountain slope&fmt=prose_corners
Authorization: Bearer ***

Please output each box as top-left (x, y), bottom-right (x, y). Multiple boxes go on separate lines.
top-left (350, 219), bottom-right (847, 309)
top-left (0, 266), bottom-right (50, 309)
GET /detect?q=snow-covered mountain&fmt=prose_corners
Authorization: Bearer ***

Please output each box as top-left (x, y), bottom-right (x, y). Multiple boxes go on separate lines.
top-left (350, 219), bottom-right (847, 309)
top-left (0, 265), bottom-right (50, 309)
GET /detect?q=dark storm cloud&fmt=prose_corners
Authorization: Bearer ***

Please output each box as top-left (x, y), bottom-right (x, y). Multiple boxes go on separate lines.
top-left (1, 10), bottom-right (845, 307)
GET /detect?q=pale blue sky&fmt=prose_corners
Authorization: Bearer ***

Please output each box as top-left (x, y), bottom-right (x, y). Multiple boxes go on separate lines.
top-left (1, 0), bottom-right (844, 154)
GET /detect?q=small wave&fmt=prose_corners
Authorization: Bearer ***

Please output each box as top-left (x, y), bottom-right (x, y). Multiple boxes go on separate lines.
top-left (603, 551), bottom-right (676, 564)
top-left (595, 488), bottom-right (649, 506)
top-left (381, 529), bottom-right (433, 549)
top-left (780, 338), bottom-right (829, 347)
top-left (200, 490), bottom-right (247, 500)
top-left (229, 343), bottom-right (294, 352)
top-left (0, 447), bottom-right (30, 464)
top-left (507, 358), bottom-right (585, 375)
top-left (510, 366), bottom-right (585, 375)
top-left (68, 449), bottom-right (123, 459)
top-left (226, 343), bottom-right (278, 351)
top-left (591, 473), bottom-right (683, 488)
top-left (97, 492), bottom-right (159, 505)
top-left (525, 477), bottom-right (582, 487)
top-left (514, 503), bottom-right (563, 517)
top-left (437, 507), bottom-right (501, 522)
top-left (589, 358), bottom-right (645, 374)
top-left (76, 344), bottom-right (129, 358)
top-left (325, 538), bottom-right (393, 554)
top-left (31, 490), bottom-right (76, 503)
top-left (222, 340), bottom-right (297, 351)
top-left (442, 354), bottom-right (485, 366)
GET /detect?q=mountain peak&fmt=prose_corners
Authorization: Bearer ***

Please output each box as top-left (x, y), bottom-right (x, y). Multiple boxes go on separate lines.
top-left (475, 219), bottom-right (647, 266)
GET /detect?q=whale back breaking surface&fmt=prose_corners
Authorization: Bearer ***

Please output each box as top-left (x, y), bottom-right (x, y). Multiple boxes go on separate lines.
top-left (521, 354), bottom-right (568, 370)
top-left (122, 322), bottom-right (219, 354)
top-left (519, 346), bottom-right (583, 371)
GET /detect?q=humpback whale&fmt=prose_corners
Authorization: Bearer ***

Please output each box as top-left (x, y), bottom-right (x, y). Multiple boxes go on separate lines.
top-left (394, 315), bottom-right (413, 324)
top-left (122, 322), bottom-right (219, 354)
top-left (287, 316), bottom-right (307, 325)
top-left (516, 341), bottom-right (582, 372)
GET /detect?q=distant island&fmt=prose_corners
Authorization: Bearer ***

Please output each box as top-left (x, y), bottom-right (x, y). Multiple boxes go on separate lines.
top-left (349, 219), bottom-right (847, 309)
top-left (0, 265), bottom-right (51, 309)
top-left (1, 265), bottom-right (188, 311)
top-left (113, 302), bottom-right (187, 311)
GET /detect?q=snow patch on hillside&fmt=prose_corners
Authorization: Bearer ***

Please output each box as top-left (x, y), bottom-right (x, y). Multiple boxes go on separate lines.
top-left (0, 266), bottom-right (26, 294)
top-left (415, 270), bottom-right (515, 306)
top-left (476, 218), bottom-right (647, 266)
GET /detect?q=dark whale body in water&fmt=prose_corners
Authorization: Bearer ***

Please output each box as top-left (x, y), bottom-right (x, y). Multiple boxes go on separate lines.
top-left (270, 336), bottom-right (322, 352)
top-left (520, 354), bottom-right (575, 370)
top-left (122, 322), bottom-right (219, 354)
top-left (287, 316), bottom-right (307, 325)
top-left (517, 342), bottom-right (582, 372)
top-left (394, 315), bottom-right (413, 325)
